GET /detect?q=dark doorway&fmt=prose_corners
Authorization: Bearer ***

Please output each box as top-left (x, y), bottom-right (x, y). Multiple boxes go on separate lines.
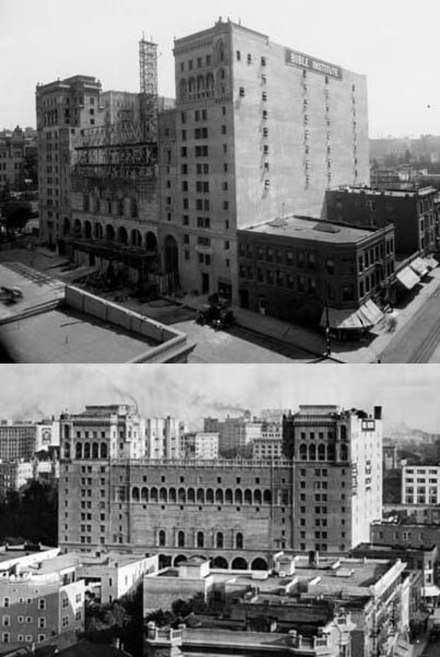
top-left (202, 272), bottom-right (210, 294)
top-left (239, 289), bottom-right (249, 308)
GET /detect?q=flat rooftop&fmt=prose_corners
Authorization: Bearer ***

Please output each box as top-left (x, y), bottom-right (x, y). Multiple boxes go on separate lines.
top-left (332, 185), bottom-right (436, 197)
top-left (0, 544), bottom-right (55, 566)
top-left (0, 263), bottom-right (193, 363)
top-left (1, 307), bottom-right (155, 362)
top-left (293, 557), bottom-right (391, 588)
top-left (239, 216), bottom-right (378, 244)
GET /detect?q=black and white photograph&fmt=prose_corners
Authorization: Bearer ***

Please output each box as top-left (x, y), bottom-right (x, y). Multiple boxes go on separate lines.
top-left (1, 0), bottom-right (440, 362)
top-left (0, 364), bottom-right (439, 656)
top-left (2, 0), bottom-right (440, 656)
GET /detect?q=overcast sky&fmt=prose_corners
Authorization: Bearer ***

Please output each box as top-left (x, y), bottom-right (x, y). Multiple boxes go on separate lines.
top-left (1, 0), bottom-right (439, 137)
top-left (0, 364), bottom-right (439, 433)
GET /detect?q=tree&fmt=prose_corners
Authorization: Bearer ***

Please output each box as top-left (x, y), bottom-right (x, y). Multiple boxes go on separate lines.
top-left (1, 199), bottom-right (33, 235)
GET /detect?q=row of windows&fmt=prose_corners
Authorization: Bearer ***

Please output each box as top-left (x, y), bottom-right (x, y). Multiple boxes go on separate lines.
top-left (299, 443), bottom-right (348, 461)
top-left (159, 529), bottom-right (244, 549)
top-left (131, 486), bottom-right (275, 505)
top-left (2, 633), bottom-right (46, 643)
top-left (239, 244), bottom-right (346, 270)
top-left (180, 55), bottom-right (212, 72)
top-left (83, 195), bottom-right (138, 219)
top-left (74, 442), bottom-right (108, 459)
top-left (2, 616), bottom-right (45, 626)
top-left (2, 598), bottom-right (46, 609)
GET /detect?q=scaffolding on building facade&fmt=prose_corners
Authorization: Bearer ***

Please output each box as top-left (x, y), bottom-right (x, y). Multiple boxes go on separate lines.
top-left (139, 37), bottom-right (159, 141)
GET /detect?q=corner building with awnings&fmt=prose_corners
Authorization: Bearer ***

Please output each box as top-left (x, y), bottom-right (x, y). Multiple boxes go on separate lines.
top-left (237, 216), bottom-right (395, 330)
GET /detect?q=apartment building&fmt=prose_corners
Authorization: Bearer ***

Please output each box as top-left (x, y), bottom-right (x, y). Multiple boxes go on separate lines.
top-left (0, 548), bottom-right (84, 650)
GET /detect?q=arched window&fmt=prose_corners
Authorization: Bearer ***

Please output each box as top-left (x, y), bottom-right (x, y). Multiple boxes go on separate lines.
top-left (132, 487), bottom-right (140, 502)
top-left (187, 488), bottom-right (195, 503)
top-left (206, 73), bottom-right (214, 94)
top-left (340, 444), bottom-right (348, 461)
top-left (327, 444), bottom-right (335, 461)
top-left (215, 489), bottom-right (223, 504)
top-left (141, 487), bottom-right (148, 502)
top-left (254, 490), bottom-right (262, 505)
top-left (100, 443), bottom-right (107, 459)
top-left (236, 532), bottom-right (243, 549)
top-left (197, 75), bottom-right (205, 92)
top-left (158, 530), bottom-right (166, 547)
top-left (75, 443), bottom-right (82, 459)
top-left (177, 530), bottom-right (185, 547)
top-left (178, 488), bottom-right (186, 503)
top-left (299, 443), bottom-right (307, 460)
top-left (197, 488), bottom-right (204, 503)
top-left (150, 487), bottom-right (158, 502)
top-left (92, 442), bottom-right (99, 459)
top-left (341, 425), bottom-right (347, 442)
top-left (169, 487), bottom-right (176, 503)
top-left (188, 77), bottom-right (195, 94)
top-left (159, 487), bottom-right (167, 503)
top-left (309, 443), bottom-right (316, 461)
top-left (235, 489), bottom-right (243, 504)
top-left (216, 532), bottom-right (224, 548)
top-left (263, 489), bottom-right (272, 504)
top-left (244, 489), bottom-right (252, 504)
top-left (118, 199), bottom-right (125, 217)
top-left (206, 488), bottom-right (214, 503)
top-left (196, 531), bottom-right (204, 548)
top-left (225, 489), bottom-right (233, 503)
top-left (84, 442), bottom-right (90, 459)
top-left (318, 444), bottom-right (326, 461)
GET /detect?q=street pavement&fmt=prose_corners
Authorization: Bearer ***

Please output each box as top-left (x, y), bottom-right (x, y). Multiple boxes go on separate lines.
top-left (3, 245), bottom-right (440, 363)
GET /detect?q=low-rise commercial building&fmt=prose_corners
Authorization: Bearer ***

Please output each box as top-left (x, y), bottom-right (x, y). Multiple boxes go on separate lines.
top-left (238, 216), bottom-right (394, 330)
top-left (143, 553), bottom-right (410, 657)
top-left (326, 185), bottom-right (439, 258)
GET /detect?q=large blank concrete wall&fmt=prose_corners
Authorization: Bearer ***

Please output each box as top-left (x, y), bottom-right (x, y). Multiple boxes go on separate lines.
top-left (65, 286), bottom-right (177, 342)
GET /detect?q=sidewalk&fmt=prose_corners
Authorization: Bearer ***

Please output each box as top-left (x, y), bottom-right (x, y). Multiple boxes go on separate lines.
top-left (171, 267), bottom-right (440, 363)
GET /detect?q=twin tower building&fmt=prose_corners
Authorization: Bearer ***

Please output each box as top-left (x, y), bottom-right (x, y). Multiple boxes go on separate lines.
top-left (58, 403), bottom-right (382, 570)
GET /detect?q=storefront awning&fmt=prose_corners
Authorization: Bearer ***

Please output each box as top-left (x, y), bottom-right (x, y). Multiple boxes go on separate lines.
top-left (395, 267), bottom-right (421, 290)
top-left (357, 299), bottom-right (384, 326)
top-left (425, 255), bottom-right (439, 270)
top-left (410, 256), bottom-right (429, 278)
top-left (320, 300), bottom-right (383, 331)
top-left (423, 585), bottom-right (440, 597)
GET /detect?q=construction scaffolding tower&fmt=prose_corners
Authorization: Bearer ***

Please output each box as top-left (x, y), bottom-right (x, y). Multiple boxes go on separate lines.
top-left (139, 36), bottom-right (158, 141)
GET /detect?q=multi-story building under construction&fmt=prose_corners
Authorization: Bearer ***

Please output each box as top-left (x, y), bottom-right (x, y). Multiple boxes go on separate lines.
top-left (58, 404), bottom-right (382, 568)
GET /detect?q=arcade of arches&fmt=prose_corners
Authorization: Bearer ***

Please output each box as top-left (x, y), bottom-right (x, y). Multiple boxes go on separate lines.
top-left (158, 553), bottom-right (269, 571)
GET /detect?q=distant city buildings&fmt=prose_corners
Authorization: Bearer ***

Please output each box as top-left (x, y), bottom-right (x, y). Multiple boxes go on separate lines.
top-left (0, 125), bottom-right (37, 192)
